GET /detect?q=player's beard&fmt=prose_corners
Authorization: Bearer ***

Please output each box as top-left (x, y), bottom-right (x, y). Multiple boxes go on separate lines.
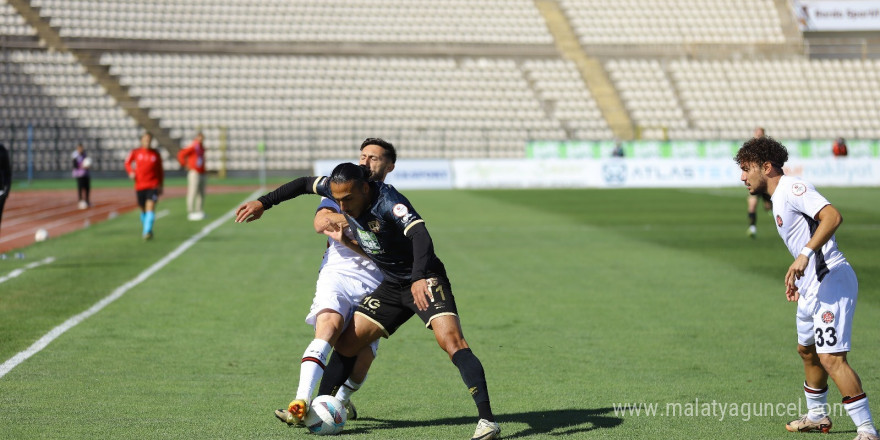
top-left (749, 177), bottom-right (768, 196)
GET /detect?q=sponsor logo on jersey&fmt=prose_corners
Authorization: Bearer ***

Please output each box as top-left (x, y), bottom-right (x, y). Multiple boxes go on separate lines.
top-left (822, 311), bottom-right (834, 324)
top-left (792, 183), bottom-right (807, 196)
top-left (776, 215), bottom-right (783, 227)
top-left (355, 228), bottom-right (384, 254)
top-left (392, 203), bottom-right (408, 217)
top-left (368, 220), bottom-right (381, 233)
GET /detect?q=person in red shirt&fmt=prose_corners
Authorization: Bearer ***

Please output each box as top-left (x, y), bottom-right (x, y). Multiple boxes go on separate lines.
top-left (124, 132), bottom-right (164, 240)
top-left (177, 132), bottom-right (206, 221)
top-left (832, 137), bottom-right (848, 157)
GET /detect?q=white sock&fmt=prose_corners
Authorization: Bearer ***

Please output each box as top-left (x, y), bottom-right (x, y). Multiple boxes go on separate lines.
top-left (843, 393), bottom-right (877, 435)
top-left (804, 382), bottom-right (829, 421)
top-left (334, 377), bottom-right (365, 405)
top-left (295, 339), bottom-right (332, 403)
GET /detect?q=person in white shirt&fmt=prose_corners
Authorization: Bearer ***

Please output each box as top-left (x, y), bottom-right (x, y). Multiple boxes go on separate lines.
top-left (273, 139), bottom-right (396, 426)
top-left (735, 136), bottom-right (877, 440)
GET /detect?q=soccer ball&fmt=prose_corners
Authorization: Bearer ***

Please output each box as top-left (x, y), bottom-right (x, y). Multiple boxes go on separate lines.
top-left (304, 395), bottom-right (347, 435)
top-left (34, 228), bottom-right (49, 242)
top-left (82, 157), bottom-right (92, 169)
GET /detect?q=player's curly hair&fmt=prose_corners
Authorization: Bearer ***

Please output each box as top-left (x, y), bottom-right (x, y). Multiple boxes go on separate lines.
top-left (734, 136), bottom-right (789, 170)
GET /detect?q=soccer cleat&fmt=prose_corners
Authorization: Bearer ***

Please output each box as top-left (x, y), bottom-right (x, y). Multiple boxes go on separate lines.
top-left (275, 399), bottom-right (308, 426)
top-left (274, 408), bottom-right (302, 426)
top-left (471, 419), bottom-right (501, 440)
top-left (748, 225), bottom-right (757, 238)
top-left (274, 399), bottom-right (307, 427)
top-left (853, 432), bottom-right (880, 440)
top-left (143, 232), bottom-right (153, 241)
top-left (785, 414), bottom-right (832, 433)
top-left (343, 399), bottom-right (357, 420)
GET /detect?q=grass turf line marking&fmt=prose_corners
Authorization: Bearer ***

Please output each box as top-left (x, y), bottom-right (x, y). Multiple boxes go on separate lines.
top-left (0, 257), bottom-right (56, 285)
top-left (0, 190), bottom-right (261, 379)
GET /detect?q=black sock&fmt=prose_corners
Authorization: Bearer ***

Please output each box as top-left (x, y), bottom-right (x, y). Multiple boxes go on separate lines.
top-left (748, 212), bottom-right (757, 226)
top-left (451, 348), bottom-right (494, 422)
top-left (317, 351), bottom-right (357, 396)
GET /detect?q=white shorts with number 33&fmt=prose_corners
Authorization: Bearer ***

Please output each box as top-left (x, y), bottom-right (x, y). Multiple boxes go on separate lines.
top-left (796, 263), bottom-right (858, 354)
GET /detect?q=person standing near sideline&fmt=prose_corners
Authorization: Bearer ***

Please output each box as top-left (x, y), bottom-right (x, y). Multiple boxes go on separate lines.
top-left (72, 143), bottom-right (91, 209)
top-left (832, 137), bottom-right (848, 157)
top-left (177, 132), bottom-right (206, 221)
top-left (124, 132), bottom-right (163, 241)
top-left (0, 143), bottom-right (10, 237)
top-left (735, 136), bottom-right (877, 440)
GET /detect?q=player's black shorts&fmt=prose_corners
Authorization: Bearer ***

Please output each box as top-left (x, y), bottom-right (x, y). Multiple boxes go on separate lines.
top-left (136, 188), bottom-right (160, 209)
top-left (355, 275), bottom-right (459, 337)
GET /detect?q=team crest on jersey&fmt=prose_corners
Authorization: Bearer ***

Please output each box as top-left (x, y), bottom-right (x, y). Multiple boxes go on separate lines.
top-left (392, 203), bottom-right (408, 217)
top-left (792, 183), bottom-right (807, 196)
top-left (821, 311), bottom-right (835, 324)
top-left (776, 215), bottom-right (783, 227)
top-left (368, 220), bottom-right (381, 233)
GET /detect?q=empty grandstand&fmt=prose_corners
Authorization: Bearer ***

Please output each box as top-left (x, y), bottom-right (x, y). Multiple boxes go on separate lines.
top-left (1, 0), bottom-right (878, 176)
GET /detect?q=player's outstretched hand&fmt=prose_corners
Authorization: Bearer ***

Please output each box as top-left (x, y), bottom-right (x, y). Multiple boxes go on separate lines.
top-left (235, 200), bottom-right (265, 223)
top-left (411, 279), bottom-right (433, 311)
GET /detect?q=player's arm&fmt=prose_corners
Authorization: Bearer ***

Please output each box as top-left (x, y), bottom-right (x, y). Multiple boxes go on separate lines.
top-left (784, 204), bottom-right (842, 301)
top-left (314, 207), bottom-right (369, 257)
top-left (406, 222), bottom-right (435, 311)
top-left (314, 208), bottom-right (347, 233)
top-left (124, 151), bottom-right (135, 179)
top-left (177, 147), bottom-right (189, 169)
top-left (235, 176), bottom-right (322, 223)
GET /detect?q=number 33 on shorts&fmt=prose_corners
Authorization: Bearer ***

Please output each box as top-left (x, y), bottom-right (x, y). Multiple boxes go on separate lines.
top-left (814, 326), bottom-right (837, 347)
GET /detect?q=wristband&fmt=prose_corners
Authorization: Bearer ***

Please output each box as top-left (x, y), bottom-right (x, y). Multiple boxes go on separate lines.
top-left (800, 247), bottom-right (814, 259)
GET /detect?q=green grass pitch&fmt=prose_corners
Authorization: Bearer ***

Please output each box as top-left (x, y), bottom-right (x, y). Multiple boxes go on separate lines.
top-left (1, 186), bottom-right (878, 439)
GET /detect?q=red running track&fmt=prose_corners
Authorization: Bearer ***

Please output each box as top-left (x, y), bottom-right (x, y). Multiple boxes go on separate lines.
top-left (0, 185), bottom-right (259, 254)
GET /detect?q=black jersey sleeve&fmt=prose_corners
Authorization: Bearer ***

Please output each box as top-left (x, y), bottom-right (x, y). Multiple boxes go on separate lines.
top-left (406, 222), bottom-right (434, 281)
top-left (257, 176), bottom-right (327, 210)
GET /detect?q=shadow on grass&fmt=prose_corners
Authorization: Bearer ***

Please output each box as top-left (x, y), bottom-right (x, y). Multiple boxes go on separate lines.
top-left (343, 407), bottom-right (622, 437)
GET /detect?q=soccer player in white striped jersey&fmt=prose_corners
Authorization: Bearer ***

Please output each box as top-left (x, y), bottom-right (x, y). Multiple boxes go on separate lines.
top-left (271, 138), bottom-right (396, 426)
top-left (736, 137), bottom-right (877, 440)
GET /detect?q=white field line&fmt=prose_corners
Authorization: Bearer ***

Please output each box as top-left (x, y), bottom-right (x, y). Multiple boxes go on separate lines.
top-left (0, 191), bottom-right (260, 379)
top-left (0, 257), bottom-right (56, 285)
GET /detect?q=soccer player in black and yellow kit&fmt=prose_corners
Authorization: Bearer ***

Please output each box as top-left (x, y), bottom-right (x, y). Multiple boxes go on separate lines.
top-left (236, 163), bottom-right (500, 440)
